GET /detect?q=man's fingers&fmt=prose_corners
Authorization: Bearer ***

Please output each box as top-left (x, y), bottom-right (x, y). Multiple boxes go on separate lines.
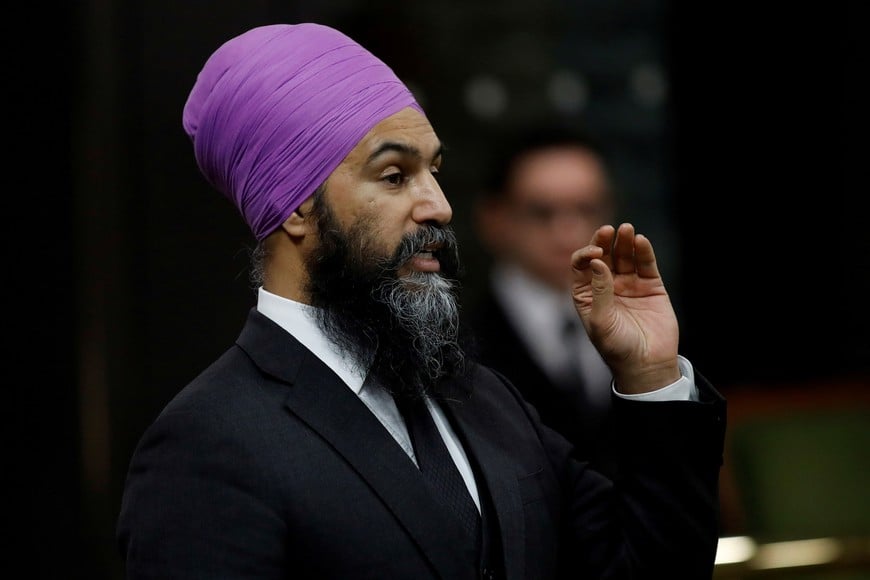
top-left (590, 224), bottom-right (616, 270)
top-left (612, 223), bottom-right (636, 274)
top-left (572, 244), bottom-right (603, 272)
top-left (578, 224), bottom-right (659, 280)
top-left (634, 234), bottom-right (661, 279)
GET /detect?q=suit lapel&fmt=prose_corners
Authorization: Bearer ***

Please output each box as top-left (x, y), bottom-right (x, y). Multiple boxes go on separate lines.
top-left (236, 309), bottom-right (477, 579)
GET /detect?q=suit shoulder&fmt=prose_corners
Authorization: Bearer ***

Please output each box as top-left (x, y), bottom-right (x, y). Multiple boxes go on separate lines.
top-left (149, 344), bottom-right (285, 433)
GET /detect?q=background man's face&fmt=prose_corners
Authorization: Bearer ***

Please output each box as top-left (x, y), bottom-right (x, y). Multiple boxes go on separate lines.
top-left (484, 146), bottom-right (612, 291)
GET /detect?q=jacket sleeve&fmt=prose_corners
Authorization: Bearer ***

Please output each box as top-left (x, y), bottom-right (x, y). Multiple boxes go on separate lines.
top-left (490, 366), bottom-right (727, 578)
top-left (116, 407), bottom-right (287, 579)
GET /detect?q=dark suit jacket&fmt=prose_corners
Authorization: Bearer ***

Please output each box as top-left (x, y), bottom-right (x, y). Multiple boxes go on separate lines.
top-left (117, 308), bottom-right (726, 579)
top-left (464, 283), bottom-right (615, 471)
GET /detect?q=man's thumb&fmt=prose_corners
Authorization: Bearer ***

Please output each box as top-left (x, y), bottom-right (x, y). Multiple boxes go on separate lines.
top-left (590, 260), bottom-right (614, 307)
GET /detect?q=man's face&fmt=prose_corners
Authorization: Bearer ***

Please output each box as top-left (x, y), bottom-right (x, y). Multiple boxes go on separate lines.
top-left (488, 146), bottom-right (612, 291)
top-left (302, 107), bottom-right (466, 399)
top-left (319, 107), bottom-right (453, 277)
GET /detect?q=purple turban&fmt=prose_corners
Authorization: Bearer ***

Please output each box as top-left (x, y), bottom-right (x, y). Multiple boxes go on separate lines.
top-left (182, 23), bottom-right (423, 240)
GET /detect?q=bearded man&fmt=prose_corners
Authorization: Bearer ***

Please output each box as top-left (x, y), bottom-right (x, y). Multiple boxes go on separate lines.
top-left (117, 23), bottom-right (726, 580)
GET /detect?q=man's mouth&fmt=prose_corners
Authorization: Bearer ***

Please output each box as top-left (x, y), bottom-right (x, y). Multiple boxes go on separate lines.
top-left (407, 244), bottom-right (442, 272)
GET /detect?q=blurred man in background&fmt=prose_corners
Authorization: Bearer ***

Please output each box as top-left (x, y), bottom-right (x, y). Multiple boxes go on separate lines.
top-left (467, 126), bottom-right (618, 472)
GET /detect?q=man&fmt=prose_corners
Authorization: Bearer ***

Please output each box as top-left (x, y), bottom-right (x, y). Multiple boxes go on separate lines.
top-left (117, 23), bottom-right (726, 579)
top-left (467, 128), bottom-right (618, 472)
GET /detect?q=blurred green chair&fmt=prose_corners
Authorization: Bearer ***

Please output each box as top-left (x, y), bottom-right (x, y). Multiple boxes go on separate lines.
top-left (726, 406), bottom-right (870, 579)
top-left (730, 408), bottom-right (870, 540)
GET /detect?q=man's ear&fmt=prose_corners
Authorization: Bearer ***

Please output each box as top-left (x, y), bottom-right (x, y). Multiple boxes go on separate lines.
top-left (280, 201), bottom-right (315, 237)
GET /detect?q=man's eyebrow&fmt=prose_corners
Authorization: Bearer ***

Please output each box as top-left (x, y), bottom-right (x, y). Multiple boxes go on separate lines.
top-left (365, 141), bottom-right (445, 165)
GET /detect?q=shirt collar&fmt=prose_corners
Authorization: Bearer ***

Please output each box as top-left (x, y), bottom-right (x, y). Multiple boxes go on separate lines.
top-left (491, 261), bottom-right (576, 327)
top-left (256, 287), bottom-right (368, 394)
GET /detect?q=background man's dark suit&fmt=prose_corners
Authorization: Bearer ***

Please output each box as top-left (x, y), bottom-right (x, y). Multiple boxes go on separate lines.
top-left (118, 308), bottom-right (726, 579)
top-left (465, 285), bottom-right (616, 473)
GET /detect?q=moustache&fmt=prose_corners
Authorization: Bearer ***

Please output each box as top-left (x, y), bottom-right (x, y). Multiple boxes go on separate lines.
top-left (384, 225), bottom-right (460, 276)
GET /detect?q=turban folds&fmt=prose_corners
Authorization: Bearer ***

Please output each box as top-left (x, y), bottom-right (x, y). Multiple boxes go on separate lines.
top-left (182, 23), bottom-right (423, 240)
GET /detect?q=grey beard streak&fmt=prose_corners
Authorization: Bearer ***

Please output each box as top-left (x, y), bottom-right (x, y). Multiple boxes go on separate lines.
top-left (376, 270), bottom-right (464, 386)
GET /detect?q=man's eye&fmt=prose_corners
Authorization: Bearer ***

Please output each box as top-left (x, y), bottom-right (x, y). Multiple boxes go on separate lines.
top-left (513, 203), bottom-right (555, 224)
top-left (384, 172), bottom-right (403, 185)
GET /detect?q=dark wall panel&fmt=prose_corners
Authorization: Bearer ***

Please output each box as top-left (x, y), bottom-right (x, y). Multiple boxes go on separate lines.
top-left (668, 0), bottom-right (863, 387)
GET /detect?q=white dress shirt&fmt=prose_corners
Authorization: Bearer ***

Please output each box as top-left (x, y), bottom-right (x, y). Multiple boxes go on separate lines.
top-left (256, 285), bottom-right (698, 509)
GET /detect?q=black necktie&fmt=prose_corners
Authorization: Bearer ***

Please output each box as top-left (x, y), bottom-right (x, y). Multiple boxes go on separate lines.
top-left (396, 395), bottom-right (481, 547)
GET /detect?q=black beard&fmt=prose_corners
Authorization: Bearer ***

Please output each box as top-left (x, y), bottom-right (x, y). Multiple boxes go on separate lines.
top-left (304, 199), bottom-right (469, 402)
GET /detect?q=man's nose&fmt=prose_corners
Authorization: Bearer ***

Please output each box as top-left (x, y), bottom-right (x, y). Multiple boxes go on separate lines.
top-left (411, 174), bottom-right (452, 226)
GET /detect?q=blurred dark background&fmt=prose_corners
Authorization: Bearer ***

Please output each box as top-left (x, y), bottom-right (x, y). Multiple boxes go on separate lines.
top-left (9, 0), bottom-right (861, 578)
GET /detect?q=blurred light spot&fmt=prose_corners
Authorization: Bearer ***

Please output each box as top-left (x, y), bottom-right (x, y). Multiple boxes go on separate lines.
top-left (547, 70), bottom-right (589, 114)
top-left (752, 538), bottom-right (843, 569)
top-left (464, 75), bottom-right (507, 119)
top-left (629, 62), bottom-right (668, 108)
top-left (715, 536), bottom-right (757, 565)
